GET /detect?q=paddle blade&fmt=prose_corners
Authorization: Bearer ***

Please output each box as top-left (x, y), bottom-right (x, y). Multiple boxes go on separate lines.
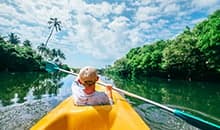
top-left (174, 109), bottom-right (220, 130)
top-left (45, 62), bottom-right (60, 73)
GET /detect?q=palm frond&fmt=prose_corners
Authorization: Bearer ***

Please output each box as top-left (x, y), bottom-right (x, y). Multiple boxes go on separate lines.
top-left (48, 21), bottom-right (53, 24)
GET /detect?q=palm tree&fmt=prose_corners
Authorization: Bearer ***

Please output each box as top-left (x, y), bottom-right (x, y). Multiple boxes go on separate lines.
top-left (46, 49), bottom-right (65, 64)
top-left (0, 35), bottom-right (5, 43)
top-left (8, 33), bottom-right (20, 45)
top-left (45, 17), bottom-right (62, 47)
top-left (57, 49), bottom-right (66, 60)
top-left (51, 49), bottom-right (66, 63)
top-left (37, 43), bottom-right (47, 56)
top-left (23, 40), bottom-right (32, 47)
top-left (51, 48), bottom-right (58, 58)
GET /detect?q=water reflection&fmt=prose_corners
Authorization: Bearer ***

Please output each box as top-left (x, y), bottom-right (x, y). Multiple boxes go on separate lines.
top-left (0, 73), bottom-right (219, 130)
top-left (0, 72), bottom-right (74, 130)
top-left (107, 75), bottom-right (220, 125)
top-left (0, 72), bottom-right (69, 106)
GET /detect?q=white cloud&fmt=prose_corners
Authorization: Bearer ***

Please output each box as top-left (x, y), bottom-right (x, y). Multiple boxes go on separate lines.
top-left (69, 13), bottom-right (120, 59)
top-left (0, 0), bottom-right (71, 44)
top-left (135, 6), bottom-right (160, 21)
top-left (132, 0), bottom-right (153, 6)
top-left (163, 3), bottom-right (180, 14)
top-left (86, 2), bottom-right (112, 17)
top-left (191, 0), bottom-right (218, 8)
top-left (139, 23), bottom-right (151, 30)
top-left (108, 16), bottom-right (129, 32)
top-left (113, 3), bottom-right (126, 14)
top-left (0, 0), bottom-right (219, 67)
top-left (154, 19), bottom-right (169, 29)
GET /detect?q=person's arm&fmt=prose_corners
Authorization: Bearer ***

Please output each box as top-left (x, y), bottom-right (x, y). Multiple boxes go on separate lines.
top-left (105, 84), bottom-right (113, 105)
top-left (71, 80), bottom-right (81, 97)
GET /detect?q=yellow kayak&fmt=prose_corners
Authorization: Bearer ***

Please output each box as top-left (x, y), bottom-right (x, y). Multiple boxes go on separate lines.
top-left (31, 84), bottom-right (150, 130)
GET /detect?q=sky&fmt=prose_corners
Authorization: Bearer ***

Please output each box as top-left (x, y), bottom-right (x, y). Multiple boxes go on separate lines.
top-left (0, 0), bottom-right (220, 68)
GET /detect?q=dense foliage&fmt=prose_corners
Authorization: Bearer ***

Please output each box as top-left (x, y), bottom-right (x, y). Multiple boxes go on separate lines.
top-left (0, 36), bottom-right (44, 71)
top-left (0, 17), bottom-right (68, 72)
top-left (105, 10), bottom-right (220, 81)
top-left (0, 33), bottom-right (67, 72)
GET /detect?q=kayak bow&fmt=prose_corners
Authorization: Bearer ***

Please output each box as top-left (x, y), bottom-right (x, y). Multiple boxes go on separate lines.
top-left (31, 84), bottom-right (150, 130)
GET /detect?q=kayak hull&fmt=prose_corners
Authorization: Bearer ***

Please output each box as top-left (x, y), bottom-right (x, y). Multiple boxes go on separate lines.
top-left (31, 85), bottom-right (150, 130)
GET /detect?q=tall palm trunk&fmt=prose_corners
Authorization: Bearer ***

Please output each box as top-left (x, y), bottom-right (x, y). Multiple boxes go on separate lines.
top-left (45, 27), bottom-right (54, 47)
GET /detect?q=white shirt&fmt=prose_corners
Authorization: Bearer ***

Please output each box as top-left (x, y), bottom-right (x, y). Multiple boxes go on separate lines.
top-left (71, 81), bottom-right (110, 106)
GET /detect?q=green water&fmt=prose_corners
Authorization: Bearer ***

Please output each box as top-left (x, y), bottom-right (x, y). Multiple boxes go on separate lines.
top-left (0, 72), bottom-right (219, 130)
top-left (107, 75), bottom-right (220, 129)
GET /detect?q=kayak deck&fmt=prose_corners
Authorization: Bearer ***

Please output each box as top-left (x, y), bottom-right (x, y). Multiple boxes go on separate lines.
top-left (31, 85), bottom-right (150, 130)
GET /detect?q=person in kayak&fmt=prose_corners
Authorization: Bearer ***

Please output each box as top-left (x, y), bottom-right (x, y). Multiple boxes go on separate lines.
top-left (71, 66), bottom-right (113, 106)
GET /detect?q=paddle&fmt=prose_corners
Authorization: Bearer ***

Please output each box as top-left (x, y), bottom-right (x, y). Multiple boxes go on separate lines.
top-left (45, 62), bottom-right (220, 130)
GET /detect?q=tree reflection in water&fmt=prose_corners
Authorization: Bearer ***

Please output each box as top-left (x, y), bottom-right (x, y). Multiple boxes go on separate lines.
top-left (106, 74), bottom-right (220, 128)
top-left (0, 72), bottom-right (73, 130)
top-left (0, 72), bottom-right (66, 106)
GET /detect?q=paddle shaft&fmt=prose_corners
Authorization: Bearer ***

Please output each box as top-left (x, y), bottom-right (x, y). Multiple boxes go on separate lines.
top-left (50, 64), bottom-right (220, 130)
top-left (98, 82), bottom-right (175, 112)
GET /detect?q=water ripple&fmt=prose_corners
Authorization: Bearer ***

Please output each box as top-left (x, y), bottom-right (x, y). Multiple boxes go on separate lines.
top-left (135, 104), bottom-right (200, 130)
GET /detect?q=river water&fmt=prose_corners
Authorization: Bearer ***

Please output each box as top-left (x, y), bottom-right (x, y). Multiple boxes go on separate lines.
top-left (0, 72), bottom-right (219, 130)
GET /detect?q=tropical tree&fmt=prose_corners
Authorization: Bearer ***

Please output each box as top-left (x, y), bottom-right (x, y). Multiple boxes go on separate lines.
top-left (56, 49), bottom-right (66, 60)
top-left (23, 40), bottom-right (31, 47)
top-left (52, 49), bottom-right (66, 64)
top-left (112, 57), bottom-right (130, 76)
top-left (193, 10), bottom-right (220, 71)
top-left (45, 17), bottom-right (62, 47)
top-left (37, 43), bottom-right (65, 63)
top-left (105, 9), bottom-right (220, 81)
top-left (37, 43), bottom-right (47, 54)
top-left (0, 35), bottom-right (5, 43)
top-left (8, 33), bottom-right (20, 45)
